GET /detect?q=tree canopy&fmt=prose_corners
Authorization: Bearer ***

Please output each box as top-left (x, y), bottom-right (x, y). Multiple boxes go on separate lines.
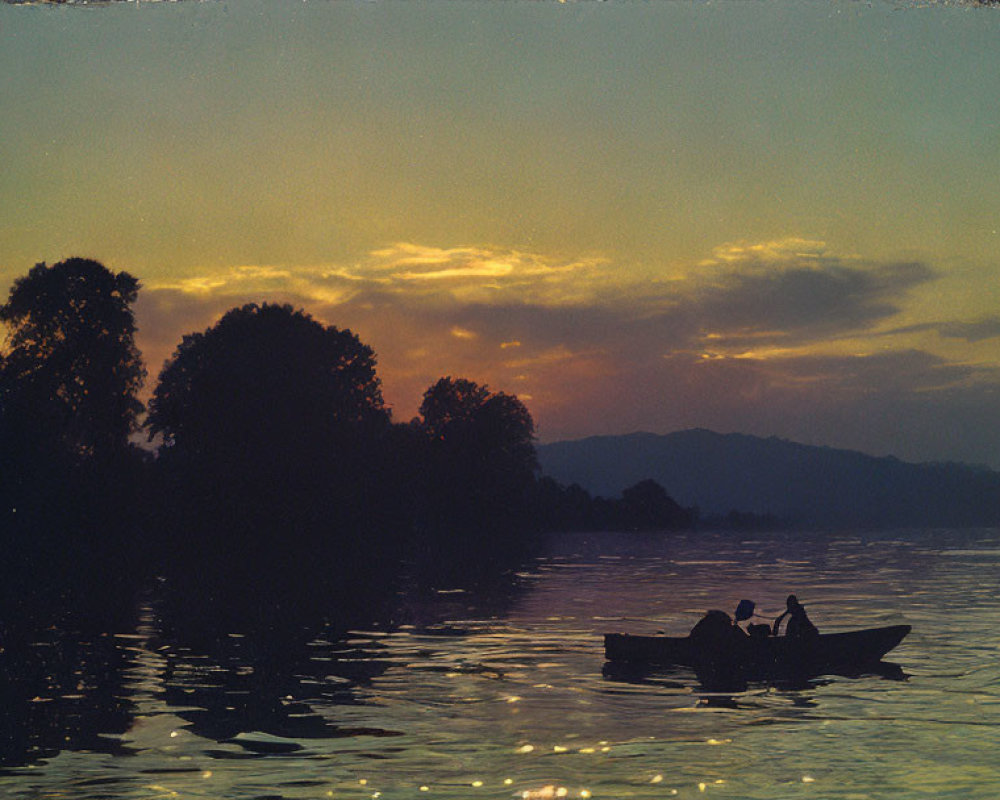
top-left (0, 258), bottom-right (144, 460)
top-left (620, 478), bottom-right (695, 530)
top-left (145, 303), bottom-right (395, 628)
top-left (419, 377), bottom-right (493, 441)
top-left (148, 302), bottom-right (388, 461)
top-left (420, 377), bottom-right (534, 454)
top-left (416, 376), bottom-right (537, 531)
top-left (0, 258), bottom-right (147, 626)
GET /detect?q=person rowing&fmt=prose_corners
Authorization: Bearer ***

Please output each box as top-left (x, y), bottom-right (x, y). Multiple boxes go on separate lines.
top-left (772, 594), bottom-right (818, 639)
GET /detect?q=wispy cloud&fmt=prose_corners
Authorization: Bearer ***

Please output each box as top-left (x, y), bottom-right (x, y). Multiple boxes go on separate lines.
top-left (937, 317), bottom-right (1000, 343)
top-left (148, 245), bottom-right (613, 308)
top-left (698, 237), bottom-right (832, 268)
top-left (680, 237), bottom-right (937, 349)
top-left (881, 315), bottom-right (1000, 344)
top-left (360, 243), bottom-right (612, 304)
top-left (150, 265), bottom-right (362, 312)
top-left (146, 239), bottom-right (936, 355)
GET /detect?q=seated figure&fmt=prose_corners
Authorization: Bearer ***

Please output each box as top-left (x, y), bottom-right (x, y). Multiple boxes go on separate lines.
top-left (689, 609), bottom-right (747, 652)
top-left (772, 594), bottom-right (819, 639)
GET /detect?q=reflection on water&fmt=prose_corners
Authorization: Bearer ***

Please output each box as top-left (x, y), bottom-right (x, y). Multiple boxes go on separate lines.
top-left (601, 658), bottom-right (908, 699)
top-left (2, 529), bottom-right (1000, 799)
top-left (0, 629), bottom-right (133, 769)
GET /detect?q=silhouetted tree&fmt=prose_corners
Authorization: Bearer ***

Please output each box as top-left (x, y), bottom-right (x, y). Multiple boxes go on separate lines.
top-left (529, 477), bottom-right (593, 531)
top-left (529, 476), bottom-right (695, 532)
top-left (414, 377), bottom-right (537, 553)
top-left (0, 258), bottom-right (146, 628)
top-left (619, 479), bottom-right (695, 530)
top-left (419, 377), bottom-right (492, 440)
top-left (146, 303), bottom-right (394, 631)
top-left (0, 258), bottom-right (144, 462)
top-left (149, 303), bottom-right (386, 458)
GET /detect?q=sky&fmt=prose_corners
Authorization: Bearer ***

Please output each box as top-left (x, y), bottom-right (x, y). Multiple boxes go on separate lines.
top-left (2, 0), bottom-right (999, 467)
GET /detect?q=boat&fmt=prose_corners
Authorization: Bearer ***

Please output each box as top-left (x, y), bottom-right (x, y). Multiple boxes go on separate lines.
top-left (604, 624), bottom-right (911, 677)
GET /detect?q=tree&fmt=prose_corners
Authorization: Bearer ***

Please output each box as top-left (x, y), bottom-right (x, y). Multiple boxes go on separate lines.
top-left (416, 376), bottom-right (537, 532)
top-left (148, 302), bottom-right (388, 462)
top-left (146, 303), bottom-right (394, 625)
top-left (0, 258), bottom-right (144, 461)
top-left (419, 377), bottom-right (492, 441)
top-left (619, 479), bottom-right (694, 530)
top-left (419, 378), bottom-right (535, 463)
top-left (0, 258), bottom-right (147, 628)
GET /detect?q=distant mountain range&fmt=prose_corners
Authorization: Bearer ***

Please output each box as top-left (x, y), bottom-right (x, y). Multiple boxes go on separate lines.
top-left (536, 429), bottom-right (1000, 529)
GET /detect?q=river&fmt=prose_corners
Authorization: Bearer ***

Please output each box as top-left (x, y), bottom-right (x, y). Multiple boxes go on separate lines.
top-left (2, 528), bottom-right (999, 799)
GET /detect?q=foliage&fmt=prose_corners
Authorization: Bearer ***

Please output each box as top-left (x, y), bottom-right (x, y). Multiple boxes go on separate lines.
top-left (419, 377), bottom-right (492, 440)
top-left (0, 258), bottom-right (147, 630)
top-left (530, 476), bottom-right (696, 532)
top-left (0, 258), bottom-right (144, 461)
top-left (146, 303), bottom-right (395, 627)
top-left (620, 478), bottom-right (694, 529)
top-left (415, 376), bottom-right (538, 534)
top-left (419, 377), bottom-right (537, 477)
top-left (0, 258), bottom-right (701, 637)
top-left (148, 302), bottom-right (387, 459)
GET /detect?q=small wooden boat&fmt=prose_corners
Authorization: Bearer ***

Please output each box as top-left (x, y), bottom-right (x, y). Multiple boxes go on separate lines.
top-left (604, 624), bottom-right (911, 677)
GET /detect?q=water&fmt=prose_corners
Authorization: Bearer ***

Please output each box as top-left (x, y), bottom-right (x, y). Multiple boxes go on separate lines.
top-left (2, 529), bottom-right (1000, 799)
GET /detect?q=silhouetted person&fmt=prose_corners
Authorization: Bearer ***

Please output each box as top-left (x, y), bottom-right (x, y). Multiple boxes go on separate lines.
top-left (733, 598), bottom-right (755, 626)
top-left (772, 595), bottom-right (818, 639)
top-left (733, 598), bottom-right (770, 638)
top-left (690, 610), bottom-right (747, 651)
top-left (747, 623), bottom-right (772, 639)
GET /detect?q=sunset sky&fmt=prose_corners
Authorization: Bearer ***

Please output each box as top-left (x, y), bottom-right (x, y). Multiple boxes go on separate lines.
top-left (2, 0), bottom-right (999, 467)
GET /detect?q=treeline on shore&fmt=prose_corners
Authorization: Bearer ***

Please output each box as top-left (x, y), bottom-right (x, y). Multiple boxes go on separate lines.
top-left (0, 259), bottom-right (698, 641)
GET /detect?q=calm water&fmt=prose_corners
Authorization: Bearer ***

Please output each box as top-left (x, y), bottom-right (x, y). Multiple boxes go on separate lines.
top-left (3, 529), bottom-right (1000, 799)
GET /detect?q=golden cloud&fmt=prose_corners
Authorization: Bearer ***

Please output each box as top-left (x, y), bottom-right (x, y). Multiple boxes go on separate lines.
top-left (147, 244), bottom-right (618, 311)
top-left (698, 237), bottom-right (831, 269)
top-left (149, 263), bottom-right (362, 306)
top-left (359, 242), bottom-right (612, 304)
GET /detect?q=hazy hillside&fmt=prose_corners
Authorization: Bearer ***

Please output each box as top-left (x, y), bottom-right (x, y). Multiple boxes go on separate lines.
top-left (537, 429), bottom-right (1000, 528)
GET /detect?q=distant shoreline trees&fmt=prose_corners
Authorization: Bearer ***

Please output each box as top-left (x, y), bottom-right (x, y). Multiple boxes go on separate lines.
top-left (532, 476), bottom-right (697, 532)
